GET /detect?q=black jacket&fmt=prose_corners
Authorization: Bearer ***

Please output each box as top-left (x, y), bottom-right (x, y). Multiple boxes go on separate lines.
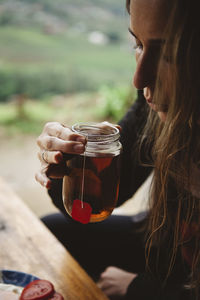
top-left (48, 90), bottom-right (191, 299)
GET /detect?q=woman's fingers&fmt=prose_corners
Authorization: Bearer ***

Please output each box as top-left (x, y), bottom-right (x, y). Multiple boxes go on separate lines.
top-left (35, 162), bottom-right (68, 188)
top-left (38, 137), bottom-right (86, 157)
top-left (99, 121), bottom-right (121, 132)
top-left (38, 150), bottom-right (63, 164)
top-left (44, 137), bottom-right (85, 153)
top-left (36, 121), bottom-right (121, 187)
top-left (35, 166), bottom-right (52, 189)
top-left (36, 122), bottom-right (87, 186)
top-left (37, 127), bottom-right (86, 156)
top-left (37, 121), bottom-right (119, 157)
top-left (37, 122), bottom-right (86, 149)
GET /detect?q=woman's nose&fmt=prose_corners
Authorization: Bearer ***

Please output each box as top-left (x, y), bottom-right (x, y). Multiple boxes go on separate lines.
top-left (133, 51), bottom-right (157, 90)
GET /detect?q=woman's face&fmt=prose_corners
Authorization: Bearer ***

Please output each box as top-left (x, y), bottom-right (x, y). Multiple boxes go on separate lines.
top-left (129, 0), bottom-right (171, 122)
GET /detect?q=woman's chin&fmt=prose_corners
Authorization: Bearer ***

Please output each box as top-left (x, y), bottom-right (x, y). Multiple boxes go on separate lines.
top-left (146, 101), bottom-right (167, 122)
top-left (158, 111), bottom-right (167, 122)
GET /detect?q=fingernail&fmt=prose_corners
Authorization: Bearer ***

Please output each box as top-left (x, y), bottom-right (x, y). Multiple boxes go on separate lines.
top-left (43, 179), bottom-right (51, 189)
top-left (55, 153), bottom-right (63, 163)
top-left (46, 181), bottom-right (52, 189)
top-left (73, 143), bottom-right (85, 153)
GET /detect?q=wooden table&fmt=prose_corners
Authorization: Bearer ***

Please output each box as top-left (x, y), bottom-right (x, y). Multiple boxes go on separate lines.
top-left (0, 177), bottom-right (108, 299)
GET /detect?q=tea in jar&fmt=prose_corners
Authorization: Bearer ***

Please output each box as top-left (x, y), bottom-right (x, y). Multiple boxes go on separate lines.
top-left (62, 123), bottom-right (122, 224)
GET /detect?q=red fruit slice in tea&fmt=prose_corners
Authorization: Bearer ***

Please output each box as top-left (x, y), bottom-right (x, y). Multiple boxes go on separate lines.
top-left (69, 168), bottom-right (101, 198)
top-left (91, 157), bottom-right (112, 173)
top-left (71, 199), bottom-right (92, 224)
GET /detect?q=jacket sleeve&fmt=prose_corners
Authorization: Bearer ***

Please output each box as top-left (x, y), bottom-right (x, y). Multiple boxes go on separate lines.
top-left (125, 240), bottom-right (191, 300)
top-left (48, 90), bottom-right (153, 213)
top-left (117, 89), bottom-right (153, 206)
top-left (125, 274), bottom-right (191, 300)
top-left (125, 273), bottom-right (162, 300)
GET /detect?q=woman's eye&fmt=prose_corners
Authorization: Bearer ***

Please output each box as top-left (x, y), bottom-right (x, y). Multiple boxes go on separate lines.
top-left (133, 43), bottom-right (143, 51)
top-left (128, 29), bottom-right (143, 53)
top-left (132, 37), bottom-right (143, 52)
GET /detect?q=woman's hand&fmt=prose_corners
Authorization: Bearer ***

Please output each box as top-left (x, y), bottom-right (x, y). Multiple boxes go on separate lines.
top-left (97, 266), bottom-right (137, 300)
top-left (35, 122), bottom-right (87, 189)
top-left (35, 121), bottom-right (120, 189)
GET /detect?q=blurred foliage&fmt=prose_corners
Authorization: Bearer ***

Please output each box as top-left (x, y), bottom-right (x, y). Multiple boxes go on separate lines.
top-left (0, 0), bottom-right (136, 134)
top-left (0, 0), bottom-right (128, 38)
top-left (96, 85), bottom-right (135, 121)
top-left (0, 85), bottom-right (136, 135)
top-left (0, 97), bottom-right (54, 134)
top-left (0, 26), bottom-right (134, 102)
top-left (0, 67), bottom-right (95, 101)
top-left (0, 92), bottom-right (103, 135)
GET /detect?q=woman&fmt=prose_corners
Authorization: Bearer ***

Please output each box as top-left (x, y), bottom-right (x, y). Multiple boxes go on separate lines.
top-left (36, 0), bottom-right (200, 298)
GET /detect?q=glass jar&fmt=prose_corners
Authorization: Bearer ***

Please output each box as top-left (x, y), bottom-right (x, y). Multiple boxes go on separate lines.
top-left (62, 122), bottom-right (122, 224)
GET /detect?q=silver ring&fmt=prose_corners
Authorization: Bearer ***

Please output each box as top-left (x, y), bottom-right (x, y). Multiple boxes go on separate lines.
top-left (42, 150), bottom-right (48, 164)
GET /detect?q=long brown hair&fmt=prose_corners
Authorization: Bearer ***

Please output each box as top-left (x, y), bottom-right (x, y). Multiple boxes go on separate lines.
top-left (126, 0), bottom-right (200, 293)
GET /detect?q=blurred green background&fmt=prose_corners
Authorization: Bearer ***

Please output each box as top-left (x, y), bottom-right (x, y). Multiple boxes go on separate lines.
top-left (0, 0), bottom-right (136, 135)
top-left (0, 0), bottom-right (137, 216)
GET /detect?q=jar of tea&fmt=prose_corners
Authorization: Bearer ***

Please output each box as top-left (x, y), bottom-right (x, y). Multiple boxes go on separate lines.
top-left (62, 122), bottom-right (122, 224)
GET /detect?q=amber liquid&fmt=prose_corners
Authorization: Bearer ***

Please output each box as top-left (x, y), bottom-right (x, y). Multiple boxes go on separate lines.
top-left (63, 154), bottom-right (120, 222)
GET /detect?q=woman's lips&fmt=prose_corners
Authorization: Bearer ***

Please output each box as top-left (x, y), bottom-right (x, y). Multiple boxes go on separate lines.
top-left (144, 88), bottom-right (168, 117)
top-left (143, 88), bottom-right (168, 112)
top-left (143, 88), bottom-right (156, 108)
top-left (144, 95), bottom-right (157, 110)
top-left (147, 100), bottom-right (157, 111)
top-left (146, 97), bottom-right (152, 104)
top-left (146, 98), bottom-right (168, 113)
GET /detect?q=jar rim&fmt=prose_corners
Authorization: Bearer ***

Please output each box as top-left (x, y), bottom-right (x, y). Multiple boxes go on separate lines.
top-left (72, 122), bottom-right (120, 139)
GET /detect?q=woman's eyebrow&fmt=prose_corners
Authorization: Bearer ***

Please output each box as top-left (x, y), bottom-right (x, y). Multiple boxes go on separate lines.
top-left (128, 27), bottom-right (165, 45)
